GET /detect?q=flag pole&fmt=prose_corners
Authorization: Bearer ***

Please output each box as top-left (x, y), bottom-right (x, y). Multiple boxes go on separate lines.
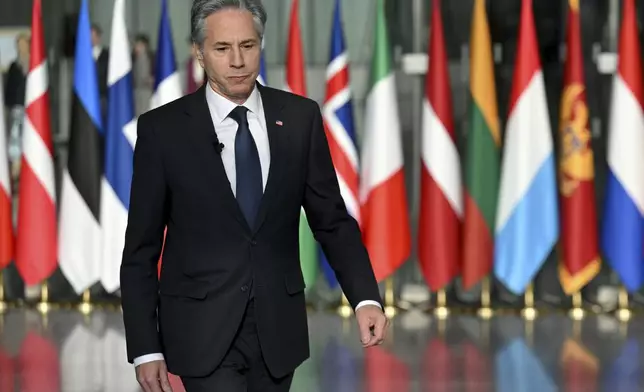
top-left (384, 277), bottom-right (397, 318)
top-left (79, 288), bottom-right (93, 315)
top-left (616, 285), bottom-right (631, 322)
top-left (433, 288), bottom-right (449, 319)
top-left (0, 269), bottom-right (6, 314)
top-left (569, 291), bottom-right (585, 320)
top-left (521, 283), bottom-right (537, 320)
top-left (477, 276), bottom-right (493, 319)
top-left (37, 281), bottom-right (50, 314)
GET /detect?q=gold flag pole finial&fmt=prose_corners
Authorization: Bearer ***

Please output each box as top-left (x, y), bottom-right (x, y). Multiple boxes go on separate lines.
top-left (616, 286), bottom-right (631, 322)
top-left (37, 281), bottom-right (50, 315)
top-left (434, 288), bottom-right (449, 319)
top-left (337, 292), bottom-right (352, 319)
top-left (477, 276), bottom-right (493, 319)
top-left (521, 283), bottom-right (537, 320)
top-left (79, 288), bottom-right (93, 315)
top-left (384, 277), bottom-right (397, 318)
top-left (0, 269), bottom-right (7, 314)
top-left (569, 290), bottom-right (585, 320)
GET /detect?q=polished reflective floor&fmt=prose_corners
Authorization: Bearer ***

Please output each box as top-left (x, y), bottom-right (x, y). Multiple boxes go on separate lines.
top-left (0, 308), bottom-right (641, 391)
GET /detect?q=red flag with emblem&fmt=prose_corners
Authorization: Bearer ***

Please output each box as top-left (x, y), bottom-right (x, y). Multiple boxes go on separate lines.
top-left (558, 0), bottom-right (601, 294)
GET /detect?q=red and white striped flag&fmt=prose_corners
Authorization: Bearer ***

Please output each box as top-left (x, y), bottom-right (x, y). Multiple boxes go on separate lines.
top-left (419, 0), bottom-right (462, 290)
top-left (15, 0), bottom-right (58, 285)
top-left (0, 66), bottom-right (13, 269)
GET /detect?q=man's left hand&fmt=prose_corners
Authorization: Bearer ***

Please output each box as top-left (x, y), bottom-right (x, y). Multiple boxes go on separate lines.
top-left (355, 305), bottom-right (389, 347)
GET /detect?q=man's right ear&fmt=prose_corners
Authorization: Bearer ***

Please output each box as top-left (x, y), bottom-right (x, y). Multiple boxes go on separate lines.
top-left (192, 43), bottom-right (204, 64)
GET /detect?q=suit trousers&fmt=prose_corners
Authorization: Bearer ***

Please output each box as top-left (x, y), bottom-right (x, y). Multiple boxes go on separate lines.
top-left (180, 299), bottom-right (294, 392)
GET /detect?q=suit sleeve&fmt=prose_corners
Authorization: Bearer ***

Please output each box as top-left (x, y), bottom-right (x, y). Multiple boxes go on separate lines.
top-left (301, 104), bottom-right (382, 309)
top-left (120, 113), bottom-right (168, 363)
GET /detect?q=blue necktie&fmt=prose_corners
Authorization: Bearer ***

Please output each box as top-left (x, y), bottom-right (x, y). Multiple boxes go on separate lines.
top-left (229, 106), bottom-right (263, 228)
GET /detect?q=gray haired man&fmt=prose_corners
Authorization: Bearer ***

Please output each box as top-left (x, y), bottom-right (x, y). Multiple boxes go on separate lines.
top-left (120, 1), bottom-right (387, 391)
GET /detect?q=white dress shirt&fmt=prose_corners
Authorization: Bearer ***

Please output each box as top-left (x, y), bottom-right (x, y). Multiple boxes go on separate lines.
top-left (133, 84), bottom-right (380, 367)
top-left (92, 45), bottom-right (102, 61)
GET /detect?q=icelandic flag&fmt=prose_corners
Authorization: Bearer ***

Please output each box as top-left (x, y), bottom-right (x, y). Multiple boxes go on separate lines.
top-left (150, 0), bottom-right (182, 110)
top-left (493, 0), bottom-right (559, 294)
top-left (319, 0), bottom-right (360, 289)
top-left (601, 0), bottom-right (644, 292)
top-left (100, 0), bottom-right (136, 293)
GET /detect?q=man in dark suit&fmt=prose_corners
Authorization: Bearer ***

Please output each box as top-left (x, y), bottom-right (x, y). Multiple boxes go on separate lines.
top-left (120, 1), bottom-right (388, 391)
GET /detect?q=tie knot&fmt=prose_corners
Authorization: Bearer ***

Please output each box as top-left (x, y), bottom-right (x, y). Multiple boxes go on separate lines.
top-left (228, 106), bottom-right (249, 124)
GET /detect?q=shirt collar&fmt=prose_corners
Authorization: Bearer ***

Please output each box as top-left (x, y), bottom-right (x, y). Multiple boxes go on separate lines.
top-left (205, 82), bottom-right (261, 125)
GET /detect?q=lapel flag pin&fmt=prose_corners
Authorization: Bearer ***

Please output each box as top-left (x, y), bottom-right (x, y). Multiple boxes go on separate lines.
top-left (276, 120), bottom-right (283, 126)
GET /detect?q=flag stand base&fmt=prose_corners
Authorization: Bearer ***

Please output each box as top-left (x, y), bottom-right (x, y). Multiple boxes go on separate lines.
top-left (521, 284), bottom-right (537, 320)
top-left (384, 278), bottom-right (397, 318)
top-left (616, 286), bottom-right (631, 322)
top-left (477, 307), bottom-right (493, 319)
top-left (477, 277), bottom-right (493, 319)
top-left (433, 289), bottom-right (449, 319)
top-left (337, 294), bottom-right (352, 319)
top-left (36, 282), bottom-right (50, 315)
top-left (0, 270), bottom-right (7, 314)
top-left (568, 291), bottom-right (585, 320)
top-left (78, 289), bottom-right (93, 315)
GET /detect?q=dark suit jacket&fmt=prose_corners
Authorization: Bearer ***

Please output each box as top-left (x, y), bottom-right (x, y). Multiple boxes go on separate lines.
top-left (120, 83), bottom-right (382, 379)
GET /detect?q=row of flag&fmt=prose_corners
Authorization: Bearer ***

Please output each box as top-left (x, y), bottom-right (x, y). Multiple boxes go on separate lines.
top-left (304, 0), bottom-right (644, 298)
top-left (0, 314), bottom-right (638, 391)
top-left (0, 0), bottom-right (641, 298)
top-left (0, 0), bottom-right (187, 294)
top-left (426, 0), bottom-right (644, 297)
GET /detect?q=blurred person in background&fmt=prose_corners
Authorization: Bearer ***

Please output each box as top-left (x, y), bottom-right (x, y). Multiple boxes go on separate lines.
top-left (91, 23), bottom-right (109, 118)
top-left (3, 32), bottom-right (29, 179)
top-left (132, 33), bottom-right (155, 116)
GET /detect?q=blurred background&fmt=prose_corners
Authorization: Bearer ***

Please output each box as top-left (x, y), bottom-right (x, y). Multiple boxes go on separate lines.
top-left (0, 0), bottom-right (642, 390)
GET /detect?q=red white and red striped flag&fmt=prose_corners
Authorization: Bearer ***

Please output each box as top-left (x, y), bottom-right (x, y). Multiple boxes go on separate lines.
top-left (419, 0), bottom-right (462, 290)
top-left (15, 0), bottom-right (58, 285)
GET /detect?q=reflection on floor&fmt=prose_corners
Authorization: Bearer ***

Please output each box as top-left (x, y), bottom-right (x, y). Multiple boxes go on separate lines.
top-left (0, 308), bottom-right (639, 391)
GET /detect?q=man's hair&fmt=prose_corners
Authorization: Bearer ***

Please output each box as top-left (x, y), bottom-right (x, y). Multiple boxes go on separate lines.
top-left (91, 23), bottom-right (102, 36)
top-left (191, 0), bottom-right (267, 51)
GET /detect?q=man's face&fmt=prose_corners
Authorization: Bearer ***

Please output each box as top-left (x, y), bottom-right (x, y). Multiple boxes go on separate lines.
top-left (91, 29), bottom-right (101, 47)
top-left (17, 37), bottom-right (29, 57)
top-left (198, 8), bottom-right (260, 104)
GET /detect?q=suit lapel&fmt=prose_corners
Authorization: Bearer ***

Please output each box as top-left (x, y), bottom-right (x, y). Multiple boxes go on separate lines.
top-left (253, 85), bottom-right (287, 234)
top-left (184, 86), bottom-right (251, 232)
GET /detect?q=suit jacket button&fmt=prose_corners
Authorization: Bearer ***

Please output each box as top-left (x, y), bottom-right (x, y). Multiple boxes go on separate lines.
top-left (241, 285), bottom-right (249, 292)
top-left (251, 240), bottom-right (257, 246)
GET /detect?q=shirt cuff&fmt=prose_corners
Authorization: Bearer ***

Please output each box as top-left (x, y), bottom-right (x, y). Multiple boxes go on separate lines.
top-left (133, 353), bottom-right (165, 367)
top-left (355, 300), bottom-right (382, 311)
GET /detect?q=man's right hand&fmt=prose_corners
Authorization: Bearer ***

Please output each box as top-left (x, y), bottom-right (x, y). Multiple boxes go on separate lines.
top-left (136, 360), bottom-right (173, 392)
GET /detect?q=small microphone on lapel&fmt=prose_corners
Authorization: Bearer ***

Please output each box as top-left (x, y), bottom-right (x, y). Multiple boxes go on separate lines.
top-left (211, 133), bottom-right (224, 154)
top-left (275, 120), bottom-right (283, 126)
